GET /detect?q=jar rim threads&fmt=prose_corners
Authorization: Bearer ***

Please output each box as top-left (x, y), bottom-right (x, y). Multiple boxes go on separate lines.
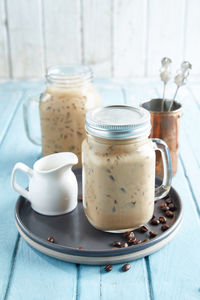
top-left (46, 64), bottom-right (93, 87)
top-left (85, 105), bottom-right (151, 140)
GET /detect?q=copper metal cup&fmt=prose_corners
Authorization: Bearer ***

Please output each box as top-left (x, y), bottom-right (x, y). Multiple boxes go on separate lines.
top-left (141, 99), bottom-right (182, 177)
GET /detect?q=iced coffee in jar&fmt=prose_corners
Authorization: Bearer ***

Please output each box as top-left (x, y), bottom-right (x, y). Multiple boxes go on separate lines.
top-left (82, 105), bottom-right (172, 232)
top-left (39, 65), bottom-right (101, 167)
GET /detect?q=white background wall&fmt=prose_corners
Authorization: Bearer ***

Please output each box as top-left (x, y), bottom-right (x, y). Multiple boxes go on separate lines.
top-left (0, 0), bottom-right (199, 79)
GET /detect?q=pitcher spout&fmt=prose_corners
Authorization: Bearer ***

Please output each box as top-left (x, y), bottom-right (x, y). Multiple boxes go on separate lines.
top-left (33, 152), bottom-right (78, 174)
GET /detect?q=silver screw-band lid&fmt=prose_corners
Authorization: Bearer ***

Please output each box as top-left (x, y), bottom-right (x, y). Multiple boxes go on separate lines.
top-left (85, 105), bottom-right (151, 140)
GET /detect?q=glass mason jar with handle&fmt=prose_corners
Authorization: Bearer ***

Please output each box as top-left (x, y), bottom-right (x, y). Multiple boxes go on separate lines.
top-left (82, 105), bottom-right (172, 233)
top-left (24, 65), bottom-right (101, 167)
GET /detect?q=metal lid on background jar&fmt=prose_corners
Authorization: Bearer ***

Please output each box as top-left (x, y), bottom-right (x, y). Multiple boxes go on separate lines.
top-left (85, 105), bottom-right (151, 140)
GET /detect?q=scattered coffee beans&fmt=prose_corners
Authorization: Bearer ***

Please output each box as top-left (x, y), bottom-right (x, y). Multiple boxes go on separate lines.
top-left (121, 242), bottom-right (128, 248)
top-left (112, 241), bottom-right (121, 247)
top-left (143, 238), bottom-right (150, 243)
top-left (149, 231), bottom-right (158, 238)
top-left (151, 218), bottom-right (160, 225)
top-left (105, 264), bottom-right (112, 272)
top-left (140, 225), bottom-right (148, 233)
top-left (134, 240), bottom-right (142, 245)
top-left (160, 202), bottom-right (167, 208)
top-left (128, 237), bottom-right (137, 245)
top-left (78, 194), bottom-right (83, 201)
top-left (161, 224), bottom-right (170, 231)
top-left (165, 210), bottom-right (174, 218)
top-left (123, 231), bottom-right (135, 239)
top-left (165, 197), bottom-right (172, 204)
top-left (47, 236), bottom-right (54, 243)
top-left (159, 216), bottom-right (167, 223)
top-left (168, 203), bottom-right (175, 211)
top-left (122, 264), bottom-right (131, 272)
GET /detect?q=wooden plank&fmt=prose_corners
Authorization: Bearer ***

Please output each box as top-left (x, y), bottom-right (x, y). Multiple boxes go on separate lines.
top-left (147, 160), bottom-right (200, 300)
top-left (122, 79), bottom-right (158, 106)
top-left (0, 85), bottom-right (42, 300)
top-left (43, 0), bottom-right (81, 68)
top-left (0, 0), bottom-right (9, 78)
top-left (0, 89), bottom-right (22, 143)
top-left (113, 0), bottom-right (147, 77)
top-left (94, 78), bottom-right (125, 105)
top-left (6, 0), bottom-right (44, 78)
top-left (0, 80), bottom-right (44, 144)
top-left (82, 0), bottom-right (111, 77)
top-left (184, 0), bottom-right (200, 76)
top-left (0, 85), bottom-right (77, 299)
top-left (6, 239), bottom-right (77, 300)
top-left (101, 259), bottom-right (150, 300)
top-left (147, 0), bottom-right (185, 76)
top-left (124, 80), bottom-right (200, 299)
top-left (78, 265), bottom-right (101, 300)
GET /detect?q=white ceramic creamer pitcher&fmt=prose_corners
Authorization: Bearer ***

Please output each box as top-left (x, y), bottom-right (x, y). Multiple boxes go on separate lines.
top-left (11, 152), bottom-right (78, 216)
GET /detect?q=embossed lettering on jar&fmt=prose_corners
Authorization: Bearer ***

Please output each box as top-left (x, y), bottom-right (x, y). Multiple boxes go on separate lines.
top-left (40, 65), bottom-right (101, 167)
top-left (82, 105), bottom-right (172, 233)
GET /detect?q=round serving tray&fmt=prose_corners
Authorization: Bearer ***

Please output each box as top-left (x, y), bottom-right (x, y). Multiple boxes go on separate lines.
top-left (15, 170), bottom-right (183, 265)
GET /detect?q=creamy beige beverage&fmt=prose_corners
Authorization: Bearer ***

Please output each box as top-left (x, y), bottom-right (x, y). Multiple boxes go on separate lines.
top-left (39, 65), bottom-right (100, 167)
top-left (82, 135), bottom-right (155, 232)
top-left (82, 105), bottom-right (172, 232)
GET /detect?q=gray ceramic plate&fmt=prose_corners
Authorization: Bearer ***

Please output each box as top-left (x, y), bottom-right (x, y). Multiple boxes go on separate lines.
top-left (15, 169), bottom-right (183, 265)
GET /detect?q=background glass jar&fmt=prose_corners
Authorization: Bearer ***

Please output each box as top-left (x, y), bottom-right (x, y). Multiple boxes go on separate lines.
top-left (24, 65), bottom-right (101, 167)
top-left (82, 105), bottom-right (172, 233)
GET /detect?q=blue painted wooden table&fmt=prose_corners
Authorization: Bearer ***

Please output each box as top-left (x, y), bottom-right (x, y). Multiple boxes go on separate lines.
top-left (1, 78), bottom-right (200, 300)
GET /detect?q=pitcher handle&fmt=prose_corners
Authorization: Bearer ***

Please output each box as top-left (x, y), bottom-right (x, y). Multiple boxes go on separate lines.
top-left (11, 162), bottom-right (34, 201)
top-left (23, 97), bottom-right (41, 145)
top-left (152, 138), bottom-right (172, 200)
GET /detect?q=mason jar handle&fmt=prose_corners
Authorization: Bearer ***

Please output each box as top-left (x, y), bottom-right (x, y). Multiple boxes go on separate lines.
top-left (152, 138), bottom-right (172, 200)
top-left (23, 97), bottom-right (41, 146)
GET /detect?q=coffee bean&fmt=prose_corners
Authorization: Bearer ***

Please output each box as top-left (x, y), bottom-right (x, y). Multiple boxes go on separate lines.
top-left (121, 242), bottom-right (128, 248)
top-left (143, 238), bottom-right (150, 243)
top-left (159, 216), bottom-right (167, 224)
top-left (78, 194), bottom-right (82, 201)
top-left (160, 202), bottom-right (170, 211)
top-left (165, 197), bottom-right (172, 204)
top-left (47, 236), bottom-right (54, 243)
top-left (140, 225), bottom-right (148, 233)
top-left (112, 241), bottom-right (121, 247)
top-left (165, 210), bottom-right (174, 218)
top-left (151, 218), bottom-right (160, 225)
top-left (160, 202), bottom-right (167, 208)
top-left (161, 224), bottom-right (170, 231)
top-left (127, 237), bottom-right (137, 245)
top-left (149, 231), bottom-right (158, 238)
top-left (105, 264), bottom-right (112, 272)
top-left (168, 203), bottom-right (175, 211)
top-left (134, 240), bottom-right (142, 245)
top-left (161, 206), bottom-right (170, 212)
top-left (122, 264), bottom-right (131, 272)
top-left (123, 231), bottom-right (135, 239)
